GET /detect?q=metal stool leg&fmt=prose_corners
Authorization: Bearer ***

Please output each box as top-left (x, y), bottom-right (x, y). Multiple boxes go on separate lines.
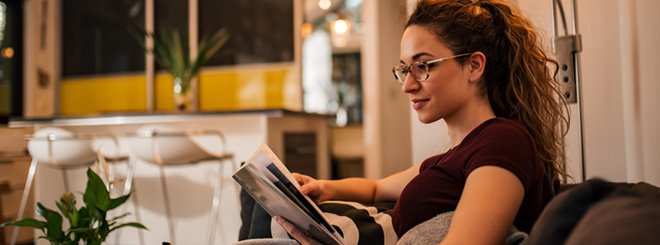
top-left (206, 159), bottom-right (226, 245)
top-left (62, 169), bottom-right (70, 193)
top-left (131, 180), bottom-right (145, 245)
top-left (159, 165), bottom-right (176, 244)
top-left (12, 158), bottom-right (39, 245)
top-left (114, 155), bottom-right (144, 245)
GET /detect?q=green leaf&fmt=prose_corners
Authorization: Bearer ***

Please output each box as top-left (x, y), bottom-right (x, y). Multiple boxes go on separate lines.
top-left (43, 209), bottom-right (64, 241)
top-left (89, 240), bottom-right (103, 245)
top-left (129, 26), bottom-right (229, 89)
top-left (62, 231), bottom-right (78, 244)
top-left (56, 202), bottom-right (72, 223)
top-left (69, 206), bottom-right (79, 228)
top-left (98, 218), bottom-right (110, 240)
top-left (68, 227), bottom-right (94, 233)
top-left (0, 218), bottom-right (46, 231)
top-left (190, 28), bottom-right (230, 77)
top-left (108, 212), bottom-right (131, 223)
top-left (87, 205), bottom-right (106, 225)
top-left (76, 206), bottom-right (92, 228)
top-left (36, 202), bottom-right (58, 218)
top-left (83, 168), bottom-right (111, 211)
top-left (109, 222), bottom-right (149, 233)
top-left (108, 193), bottom-right (130, 211)
top-left (170, 30), bottom-right (186, 78)
top-left (39, 235), bottom-right (62, 244)
top-left (8, 167), bottom-right (147, 244)
top-left (67, 227), bottom-right (93, 243)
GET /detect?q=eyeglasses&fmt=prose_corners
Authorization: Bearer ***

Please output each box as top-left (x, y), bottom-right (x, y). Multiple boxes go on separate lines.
top-left (392, 53), bottom-right (472, 85)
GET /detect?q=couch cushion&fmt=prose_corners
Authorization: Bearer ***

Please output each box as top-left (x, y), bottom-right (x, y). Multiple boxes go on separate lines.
top-left (238, 186), bottom-right (256, 240)
top-left (564, 188), bottom-right (660, 244)
top-left (630, 181), bottom-right (660, 203)
top-left (528, 179), bottom-right (660, 245)
top-left (527, 179), bottom-right (623, 244)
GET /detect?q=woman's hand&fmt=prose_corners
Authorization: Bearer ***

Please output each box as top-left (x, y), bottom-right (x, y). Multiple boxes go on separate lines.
top-left (292, 173), bottom-right (328, 203)
top-left (274, 216), bottom-right (322, 245)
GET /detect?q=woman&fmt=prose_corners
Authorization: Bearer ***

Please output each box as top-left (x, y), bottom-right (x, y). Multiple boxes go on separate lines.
top-left (276, 0), bottom-right (569, 243)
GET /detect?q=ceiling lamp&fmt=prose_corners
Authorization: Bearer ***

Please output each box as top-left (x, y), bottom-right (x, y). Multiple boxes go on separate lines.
top-left (330, 19), bottom-right (351, 47)
top-left (332, 19), bottom-right (349, 34)
top-left (301, 23), bottom-right (314, 39)
top-left (319, 0), bottom-right (332, 10)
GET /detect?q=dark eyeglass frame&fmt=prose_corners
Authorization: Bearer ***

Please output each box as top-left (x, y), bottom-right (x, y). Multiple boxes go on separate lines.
top-left (392, 53), bottom-right (473, 85)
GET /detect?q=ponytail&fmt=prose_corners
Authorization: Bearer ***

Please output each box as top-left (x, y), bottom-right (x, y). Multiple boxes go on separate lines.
top-left (407, 0), bottom-right (570, 182)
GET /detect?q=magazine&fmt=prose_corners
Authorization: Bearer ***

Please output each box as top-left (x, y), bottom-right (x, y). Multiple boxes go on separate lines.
top-left (232, 143), bottom-right (344, 245)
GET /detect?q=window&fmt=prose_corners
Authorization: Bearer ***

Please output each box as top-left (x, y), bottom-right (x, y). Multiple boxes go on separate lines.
top-left (58, 0), bottom-right (298, 114)
top-left (0, 0), bottom-right (22, 118)
top-left (62, 0), bottom-right (145, 76)
top-left (199, 0), bottom-right (294, 66)
top-left (62, 0), bottom-right (294, 76)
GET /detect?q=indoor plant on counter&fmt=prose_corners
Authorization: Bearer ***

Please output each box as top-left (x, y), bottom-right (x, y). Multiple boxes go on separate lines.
top-left (0, 168), bottom-right (147, 245)
top-left (130, 28), bottom-right (230, 111)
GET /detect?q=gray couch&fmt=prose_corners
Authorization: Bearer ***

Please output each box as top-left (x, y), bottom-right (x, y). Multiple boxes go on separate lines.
top-left (238, 179), bottom-right (660, 244)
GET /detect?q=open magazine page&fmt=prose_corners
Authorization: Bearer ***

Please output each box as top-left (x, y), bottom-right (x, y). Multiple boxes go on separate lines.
top-left (244, 143), bottom-right (334, 228)
top-left (234, 143), bottom-right (345, 244)
top-left (246, 143), bottom-right (300, 187)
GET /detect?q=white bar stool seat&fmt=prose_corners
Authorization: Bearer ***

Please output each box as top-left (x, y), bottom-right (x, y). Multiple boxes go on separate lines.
top-left (13, 127), bottom-right (135, 245)
top-left (128, 125), bottom-right (237, 245)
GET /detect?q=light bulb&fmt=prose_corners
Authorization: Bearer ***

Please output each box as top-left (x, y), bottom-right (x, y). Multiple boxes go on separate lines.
top-left (332, 19), bottom-right (349, 34)
top-left (318, 0), bottom-right (331, 10)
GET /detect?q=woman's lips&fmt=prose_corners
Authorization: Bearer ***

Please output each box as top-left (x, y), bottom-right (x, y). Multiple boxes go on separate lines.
top-left (412, 99), bottom-right (429, 110)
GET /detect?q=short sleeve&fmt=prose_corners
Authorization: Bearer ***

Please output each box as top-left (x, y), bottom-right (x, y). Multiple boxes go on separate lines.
top-left (464, 120), bottom-right (542, 193)
top-left (419, 153), bottom-right (445, 173)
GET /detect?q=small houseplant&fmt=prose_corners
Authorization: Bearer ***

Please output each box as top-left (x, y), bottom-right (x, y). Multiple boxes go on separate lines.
top-left (129, 27), bottom-right (230, 111)
top-left (0, 168), bottom-right (147, 245)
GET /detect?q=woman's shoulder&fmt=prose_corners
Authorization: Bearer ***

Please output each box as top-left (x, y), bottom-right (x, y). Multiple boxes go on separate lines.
top-left (420, 152), bottom-right (448, 171)
top-left (472, 118), bottom-right (534, 144)
top-left (484, 117), bottom-right (528, 132)
top-left (464, 118), bottom-right (543, 191)
top-left (462, 117), bottom-right (539, 165)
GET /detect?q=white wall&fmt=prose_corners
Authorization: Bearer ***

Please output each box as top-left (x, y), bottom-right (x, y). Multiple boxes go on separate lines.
top-left (361, 0), bottom-right (412, 179)
top-left (408, 0), bottom-right (660, 186)
top-left (621, 0), bottom-right (660, 185)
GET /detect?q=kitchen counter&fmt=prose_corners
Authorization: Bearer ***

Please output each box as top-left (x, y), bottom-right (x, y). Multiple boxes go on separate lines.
top-left (9, 109), bottom-right (331, 245)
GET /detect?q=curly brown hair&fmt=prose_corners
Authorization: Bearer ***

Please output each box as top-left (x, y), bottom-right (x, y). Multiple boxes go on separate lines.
top-left (407, 0), bottom-right (570, 182)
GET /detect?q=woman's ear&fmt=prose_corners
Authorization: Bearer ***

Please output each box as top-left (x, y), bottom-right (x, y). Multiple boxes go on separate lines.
top-left (467, 52), bottom-right (486, 83)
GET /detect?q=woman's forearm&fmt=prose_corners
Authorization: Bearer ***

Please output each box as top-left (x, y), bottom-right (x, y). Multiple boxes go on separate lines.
top-left (320, 178), bottom-right (378, 204)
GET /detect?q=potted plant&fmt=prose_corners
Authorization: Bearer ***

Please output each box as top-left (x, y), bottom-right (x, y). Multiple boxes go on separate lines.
top-left (129, 27), bottom-right (230, 111)
top-left (0, 168), bottom-right (147, 245)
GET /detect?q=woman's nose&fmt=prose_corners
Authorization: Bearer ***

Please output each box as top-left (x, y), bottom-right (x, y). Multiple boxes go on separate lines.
top-left (401, 74), bottom-right (420, 93)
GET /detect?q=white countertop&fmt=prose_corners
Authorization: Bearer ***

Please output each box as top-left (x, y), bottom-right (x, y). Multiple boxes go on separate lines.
top-left (8, 109), bottom-right (331, 127)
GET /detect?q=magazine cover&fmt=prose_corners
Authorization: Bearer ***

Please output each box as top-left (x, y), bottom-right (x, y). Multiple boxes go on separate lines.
top-left (233, 143), bottom-right (344, 245)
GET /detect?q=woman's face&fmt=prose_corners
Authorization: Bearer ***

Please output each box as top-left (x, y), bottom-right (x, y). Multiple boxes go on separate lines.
top-left (399, 25), bottom-right (473, 124)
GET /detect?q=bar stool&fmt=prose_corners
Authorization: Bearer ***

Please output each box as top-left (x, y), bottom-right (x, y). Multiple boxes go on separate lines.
top-left (129, 126), bottom-right (236, 245)
top-left (12, 127), bottom-right (135, 245)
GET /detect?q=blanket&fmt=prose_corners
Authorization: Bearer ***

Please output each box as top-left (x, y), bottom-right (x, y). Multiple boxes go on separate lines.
top-left (396, 211), bottom-right (527, 245)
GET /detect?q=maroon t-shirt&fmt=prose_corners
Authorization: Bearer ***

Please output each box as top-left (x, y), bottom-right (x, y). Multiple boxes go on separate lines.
top-left (391, 118), bottom-right (549, 237)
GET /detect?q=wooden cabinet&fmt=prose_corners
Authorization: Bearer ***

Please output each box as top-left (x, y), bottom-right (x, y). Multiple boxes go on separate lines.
top-left (0, 127), bottom-right (34, 244)
top-left (330, 125), bottom-right (364, 179)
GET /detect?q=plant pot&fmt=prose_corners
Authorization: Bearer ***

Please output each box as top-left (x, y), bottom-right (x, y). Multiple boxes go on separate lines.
top-left (173, 77), bottom-right (192, 111)
top-left (335, 105), bottom-right (348, 127)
